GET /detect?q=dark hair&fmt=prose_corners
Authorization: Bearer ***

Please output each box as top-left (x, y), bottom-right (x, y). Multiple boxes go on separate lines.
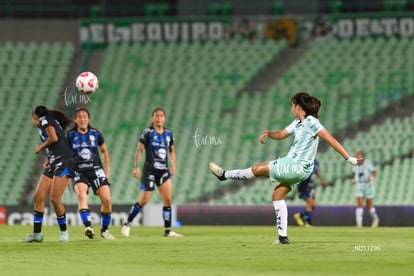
top-left (71, 107), bottom-right (96, 131)
top-left (32, 105), bottom-right (48, 117)
top-left (75, 107), bottom-right (90, 117)
top-left (33, 105), bottom-right (72, 129)
top-left (291, 92), bottom-right (321, 118)
top-left (150, 107), bottom-right (167, 128)
top-left (152, 107), bottom-right (166, 117)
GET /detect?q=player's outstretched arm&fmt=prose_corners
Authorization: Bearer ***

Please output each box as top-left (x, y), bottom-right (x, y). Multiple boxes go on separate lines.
top-left (317, 128), bottom-right (361, 165)
top-left (259, 129), bottom-right (290, 144)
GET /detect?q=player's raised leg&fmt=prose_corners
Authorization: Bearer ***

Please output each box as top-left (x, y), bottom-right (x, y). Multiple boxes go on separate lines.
top-left (209, 162), bottom-right (269, 181)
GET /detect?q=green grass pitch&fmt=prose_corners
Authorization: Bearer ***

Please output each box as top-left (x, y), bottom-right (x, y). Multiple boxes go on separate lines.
top-left (0, 225), bottom-right (412, 275)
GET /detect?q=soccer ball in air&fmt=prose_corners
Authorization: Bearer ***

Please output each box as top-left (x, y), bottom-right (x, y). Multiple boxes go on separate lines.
top-left (76, 72), bottom-right (99, 94)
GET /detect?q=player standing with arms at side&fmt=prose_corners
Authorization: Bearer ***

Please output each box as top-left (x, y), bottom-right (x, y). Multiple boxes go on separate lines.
top-left (122, 108), bottom-right (182, 237)
top-left (293, 159), bottom-right (329, 227)
top-left (352, 150), bottom-right (379, 227)
top-left (23, 106), bottom-right (75, 243)
top-left (67, 107), bottom-right (115, 240)
top-left (209, 92), bottom-right (361, 244)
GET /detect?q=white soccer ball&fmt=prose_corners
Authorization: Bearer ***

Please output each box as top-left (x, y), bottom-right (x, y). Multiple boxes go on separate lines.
top-left (76, 72), bottom-right (99, 94)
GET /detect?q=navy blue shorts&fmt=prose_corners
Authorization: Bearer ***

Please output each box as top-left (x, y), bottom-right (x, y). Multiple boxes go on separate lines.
top-left (297, 181), bottom-right (315, 200)
top-left (42, 167), bottom-right (54, 179)
top-left (141, 170), bottom-right (171, 191)
top-left (73, 168), bottom-right (110, 194)
top-left (50, 157), bottom-right (75, 178)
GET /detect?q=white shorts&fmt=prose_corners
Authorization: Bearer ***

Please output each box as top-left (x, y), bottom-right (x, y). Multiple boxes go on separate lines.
top-left (356, 182), bottom-right (375, 199)
top-left (269, 157), bottom-right (312, 185)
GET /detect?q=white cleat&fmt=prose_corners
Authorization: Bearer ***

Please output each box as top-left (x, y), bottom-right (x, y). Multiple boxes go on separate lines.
top-left (371, 219), bottom-right (379, 227)
top-left (101, 230), bottom-right (115, 240)
top-left (121, 223), bottom-right (131, 237)
top-left (209, 162), bottom-right (226, 181)
top-left (60, 230), bottom-right (69, 243)
top-left (164, 231), bottom-right (183, 237)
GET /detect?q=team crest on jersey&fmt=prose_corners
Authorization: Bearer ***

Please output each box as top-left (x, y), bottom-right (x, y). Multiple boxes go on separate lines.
top-left (158, 148), bottom-right (167, 159)
top-left (79, 148), bottom-right (92, 160)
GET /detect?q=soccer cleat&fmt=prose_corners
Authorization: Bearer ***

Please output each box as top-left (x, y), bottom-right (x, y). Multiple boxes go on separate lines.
top-left (84, 226), bottom-right (95, 239)
top-left (371, 219), bottom-right (379, 227)
top-left (101, 230), bottom-right (115, 240)
top-left (209, 162), bottom-right (226, 181)
top-left (293, 213), bottom-right (304, 226)
top-left (60, 230), bottom-right (69, 243)
top-left (21, 233), bottom-right (43, 243)
top-left (304, 222), bottom-right (313, 228)
top-left (121, 223), bottom-right (131, 237)
top-left (164, 231), bottom-right (183, 237)
top-left (272, 235), bottom-right (290, 245)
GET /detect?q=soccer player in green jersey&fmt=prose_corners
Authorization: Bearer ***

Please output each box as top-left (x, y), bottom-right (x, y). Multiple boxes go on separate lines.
top-left (352, 150), bottom-right (379, 227)
top-left (210, 92), bottom-right (361, 244)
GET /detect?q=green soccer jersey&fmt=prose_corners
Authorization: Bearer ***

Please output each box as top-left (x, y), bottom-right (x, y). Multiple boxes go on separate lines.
top-left (285, 116), bottom-right (324, 166)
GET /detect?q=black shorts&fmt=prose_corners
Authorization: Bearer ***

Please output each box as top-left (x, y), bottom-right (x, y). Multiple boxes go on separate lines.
top-left (42, 167), bottom-right (54, 179)
top-left (297, 181), bottom-right (315, 200)
top-left (73, 168), bottom-right (110, 194)
top-left (50, 157), bottom-right (75, 178)
top-left (141, 170), bottom-right (171, 191)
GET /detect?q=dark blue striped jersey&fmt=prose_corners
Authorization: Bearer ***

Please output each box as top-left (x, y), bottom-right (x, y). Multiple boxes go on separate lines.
top-left (67, 128), bottom-right (105, 171)
top-left (38, 116), bottom-right (73, 165)
top-left (140, 126), bottom-right (173, 173)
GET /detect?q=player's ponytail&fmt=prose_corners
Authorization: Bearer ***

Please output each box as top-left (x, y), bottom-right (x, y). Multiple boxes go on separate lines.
top-left (33, 105), bottom-right (72, 129)
top-left (291, 92), bottom-right (321, 118)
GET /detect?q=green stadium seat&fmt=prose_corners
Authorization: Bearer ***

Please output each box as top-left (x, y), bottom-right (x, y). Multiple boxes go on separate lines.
top-left (0, 41), bottom-right (75, 205)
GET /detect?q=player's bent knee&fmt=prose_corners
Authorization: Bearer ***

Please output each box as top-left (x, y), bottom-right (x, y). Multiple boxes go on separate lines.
top-left (50, 197), bottom-right (61, 207)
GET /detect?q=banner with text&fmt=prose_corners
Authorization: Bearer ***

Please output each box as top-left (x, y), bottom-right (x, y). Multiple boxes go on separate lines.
top-left (304, 15), bottom-right (414, 40)
top-left (80, 14), bottom-right (414, 47)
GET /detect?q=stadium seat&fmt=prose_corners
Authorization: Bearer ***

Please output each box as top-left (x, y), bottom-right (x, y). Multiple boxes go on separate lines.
top-left (14, 35), bottom-right (413, 207)
top-left (91, 39), bottom-right (287, 204)
top-left (0, 41), bottom-right (75, 205)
